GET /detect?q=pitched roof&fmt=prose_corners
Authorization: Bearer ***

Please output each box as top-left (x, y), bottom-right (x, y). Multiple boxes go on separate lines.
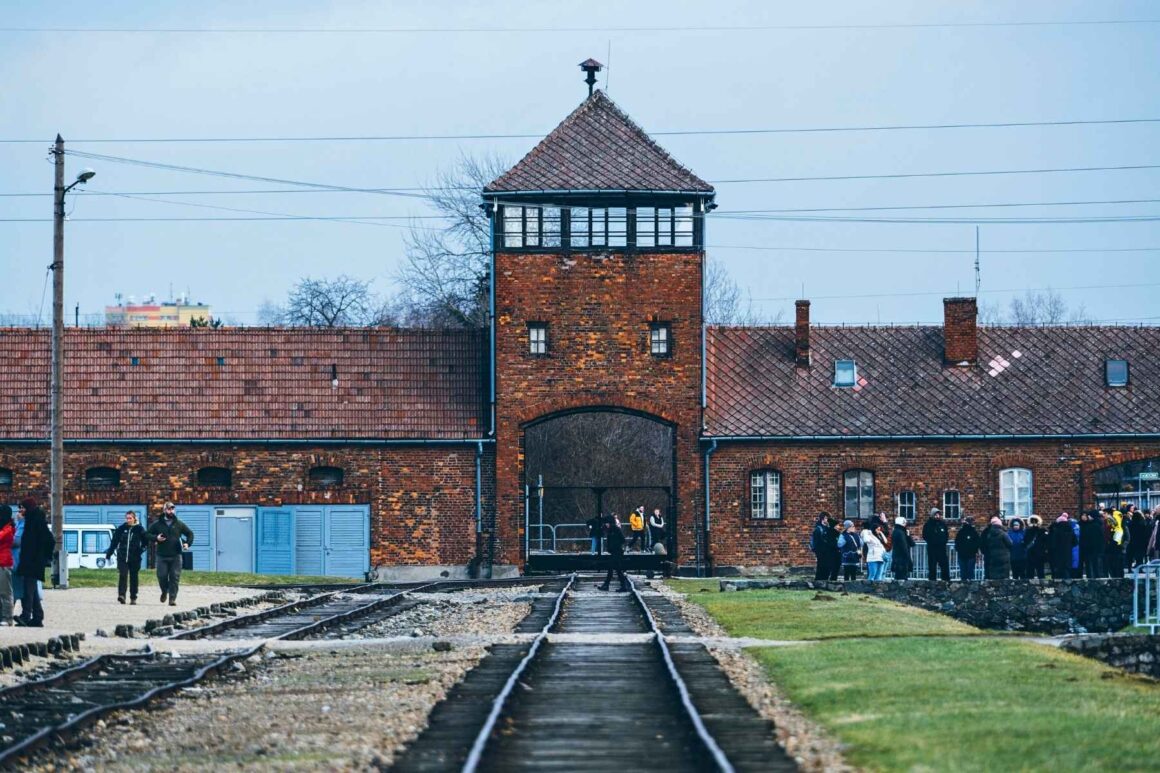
top-left (0, 328), bottom-right (485, 440)
top-left (705, 325), bottom-right (1160, 438)
top-left (484, 90), bottom-right (714, 194)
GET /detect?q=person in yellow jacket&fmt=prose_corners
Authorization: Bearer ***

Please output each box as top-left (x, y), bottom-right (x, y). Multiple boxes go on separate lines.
top-left (626, 506), bottom-right (646, 552)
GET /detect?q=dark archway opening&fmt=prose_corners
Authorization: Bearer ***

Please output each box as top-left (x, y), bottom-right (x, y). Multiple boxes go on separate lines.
top-left (523, 409), bottom-right (674, 556)
top-left (1093, 457), bottom-right (1160, 511)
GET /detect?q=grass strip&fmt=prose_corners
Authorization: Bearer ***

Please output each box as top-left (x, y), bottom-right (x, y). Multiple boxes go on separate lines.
top-left (750, 637), bottom-right (1160, 772)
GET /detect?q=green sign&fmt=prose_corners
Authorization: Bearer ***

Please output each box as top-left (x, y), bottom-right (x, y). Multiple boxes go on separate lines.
top-left (1139, 471), bottom-right (1160, 481)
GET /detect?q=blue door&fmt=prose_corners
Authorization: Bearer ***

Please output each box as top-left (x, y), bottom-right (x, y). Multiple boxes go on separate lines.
top-left (294, 507), bottom-right (325, 576)
top-left (257, 507), bottom-right (295, 575)
top-left (174, 506), bottom-right (213, 570)
top-left (323, 506), bottom-right (370, 578)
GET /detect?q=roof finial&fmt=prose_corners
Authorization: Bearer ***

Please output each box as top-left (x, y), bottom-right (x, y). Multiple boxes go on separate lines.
top-left (579, 58), bottom-right (603, 97)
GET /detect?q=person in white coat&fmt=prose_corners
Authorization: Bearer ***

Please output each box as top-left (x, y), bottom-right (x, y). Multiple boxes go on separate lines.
top-left (862, 523), bottom-right (887, 580)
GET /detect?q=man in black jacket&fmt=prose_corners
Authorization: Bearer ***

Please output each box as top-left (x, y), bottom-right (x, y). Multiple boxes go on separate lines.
top-left (922, 508), bottom-right (950, 581)
top-left (954, 517), bottom-right (980, 581)
top-left (106, 511), bottom-right (147, 604)
top-left (597, 514), bottom-right (629, 592)
top-left (146, 502), bottom-right (194, 606)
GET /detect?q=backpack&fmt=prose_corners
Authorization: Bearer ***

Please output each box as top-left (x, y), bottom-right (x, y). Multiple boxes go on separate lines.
top-left (839, 532), bottom-right (862, 564)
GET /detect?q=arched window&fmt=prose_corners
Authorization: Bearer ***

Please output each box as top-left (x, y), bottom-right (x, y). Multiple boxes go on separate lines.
top-left (0, 467), bottom-right (12, 489)
top-left (85, 466), bottom-right (121, 489)
top-left (843, 469), bottom-right (875, 519)
top-left (196, 466), bottom-right (232, 488)
top-left (749, 470), bottom-right (782, 520)
top-left (308, 465), bottom-right (344, 488)
top-left (999, 468), bottom-right (1033, 517)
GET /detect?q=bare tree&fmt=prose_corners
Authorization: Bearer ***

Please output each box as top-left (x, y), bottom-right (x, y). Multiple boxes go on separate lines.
top-left (396, 155), bottom-right (507, 327)
top-left (266, 275), bottom-right (382, 327)
top-left (982, 288), bottom-right (1090, 326)
top-left (704, 257), bottom-right (779, 325)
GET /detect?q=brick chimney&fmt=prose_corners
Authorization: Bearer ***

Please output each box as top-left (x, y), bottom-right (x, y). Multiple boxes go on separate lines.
top-left (943, 297), bottom-right (978, 366)
top-left (795, 300), bottom-right (811, 367)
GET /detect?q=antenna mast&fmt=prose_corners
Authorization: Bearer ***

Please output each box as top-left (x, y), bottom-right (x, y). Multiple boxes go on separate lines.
top-left (974, 226), bottom-right (981, 296)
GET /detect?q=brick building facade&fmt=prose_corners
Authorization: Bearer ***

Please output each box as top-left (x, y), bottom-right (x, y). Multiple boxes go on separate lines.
top-left (2, 83), bottom-right (1159, 578)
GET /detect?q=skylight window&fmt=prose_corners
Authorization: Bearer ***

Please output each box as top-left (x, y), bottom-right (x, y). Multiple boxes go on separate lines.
top-left (1106, 359), bottom-right (1129, 387)
top-left (834, 359), bottom-right (857, 388)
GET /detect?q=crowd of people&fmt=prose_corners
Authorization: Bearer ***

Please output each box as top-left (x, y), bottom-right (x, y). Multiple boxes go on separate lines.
top-left (0, 499), bottom-right (196, 627)
top-left (586, 507), bottom-right (667, 557)
top-left (809, 503), bottom-right (1160, 582)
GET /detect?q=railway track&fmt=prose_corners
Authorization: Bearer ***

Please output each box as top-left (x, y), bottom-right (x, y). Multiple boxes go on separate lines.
top-left (0, 576), bottom-right (564, 767)
top-left (392, 575), bottom-right (794, 773)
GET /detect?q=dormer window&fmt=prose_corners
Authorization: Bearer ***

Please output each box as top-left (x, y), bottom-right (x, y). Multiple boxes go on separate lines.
top-left (1106, 359), bottom-right (1129, 387)
top-left (834, 360), bottom-right (857, 388)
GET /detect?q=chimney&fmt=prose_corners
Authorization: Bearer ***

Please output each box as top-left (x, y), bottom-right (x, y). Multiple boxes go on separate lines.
top-left (943, 297), bottom-right (978, 366)
top-left (795, 300), bottom-right (811, 367)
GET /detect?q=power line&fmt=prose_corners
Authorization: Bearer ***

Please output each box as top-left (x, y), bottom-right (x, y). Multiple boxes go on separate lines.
top-left (720, 197), bottom-right (1160, 214)
top-left (707, 243), bottom-right (1160, 254)
top-left (86, 189), bottom-right (448, 221)
top-left (4, 118), bottom-right (1160, 144)
top-left (716, 213), bottom-right (1160, 224)
top-left (713, 163), bottom-right (1160, 184)
top-left (745, 281), bottom-right (1160, 302)
top-left (2, 19), bottom-right (1158, 33)
top-left (63, 149), bottom-right (434, 200)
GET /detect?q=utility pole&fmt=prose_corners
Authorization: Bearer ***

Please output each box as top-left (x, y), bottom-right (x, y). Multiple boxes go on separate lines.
top-left (51, 134), bottom-right (67, 589)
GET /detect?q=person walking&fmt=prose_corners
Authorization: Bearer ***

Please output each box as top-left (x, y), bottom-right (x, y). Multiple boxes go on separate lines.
top-left (1025, 515), bottom-right (1048, 579)
top-left (891, 517), bottom-right (915, 581)
top-left (146, 502), bottom-right (194, 606)
top-left (981, 517), bottom-right (1013, 579)
top-left (106, 511), bottom-right (147, 604)
top-left (14, 499), bottom-right (52, 627)
top-left (597, 513), bottom-right (629, 592)
top-left (1079, 510), bottom-right (1105, 578)
top-left (1049, 513), bottom-right (1077, 580)
top-left (0, 506), bottom-right (15, 625)
top-left (837, 521), bottom-right (862, 581)
top-left (1128, 508), bottom-right (1149, 569)
top-left (862, 522), bottom-right (887, 580)
top-left (626, 506), bottom-right (646, 553)
top-left (1008, 518), bottom-right (1028, 579)
top-left (954, 517), bottom-right (981, 581)
top-left (648, 508), bottom-right (665, 552)
top-left (922, 508), bottom-right (950, 581)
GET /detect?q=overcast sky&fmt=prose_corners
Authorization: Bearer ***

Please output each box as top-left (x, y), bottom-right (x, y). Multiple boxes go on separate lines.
top-left (2, 0), bottom-right (1159, 326)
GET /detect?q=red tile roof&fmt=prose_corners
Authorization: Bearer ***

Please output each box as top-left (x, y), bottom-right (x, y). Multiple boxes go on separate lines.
top-left (485, 90), bottom-right (714, 194)
top-left (0, 328), bottom-right (485, 440)
top-left (706, 325), bottom-right (1160, 438)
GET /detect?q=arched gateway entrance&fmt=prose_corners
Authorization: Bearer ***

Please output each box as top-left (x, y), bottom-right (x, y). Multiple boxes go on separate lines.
top-left (522, 409), bottom-right (675, 567)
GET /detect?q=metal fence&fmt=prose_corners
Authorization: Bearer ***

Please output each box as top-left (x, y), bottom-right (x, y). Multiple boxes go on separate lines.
top-left (1131, 560), bottom-right (1160, 634)
top-left (1096, 492), bottom-right (1160, 512)
top-left (885, 541), bottom-right (985, 581)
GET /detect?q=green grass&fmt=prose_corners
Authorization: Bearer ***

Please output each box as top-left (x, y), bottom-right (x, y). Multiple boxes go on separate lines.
top-left (64, 568), bottom-right (360, 588)
top-left (752, 638), bottom-right (1160, 772)
top-left (667, 579), bottom-right (1160, 771)
top-left (672, 584), bottom-right (978, 640)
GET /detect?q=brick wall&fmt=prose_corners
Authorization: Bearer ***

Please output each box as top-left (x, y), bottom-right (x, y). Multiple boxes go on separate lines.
top-left (706, 439), bottom-right (1160, 571)
top-left (0, 443), bottom-right (490, 569)
top-left (493, 249), bottom-right (705, 568)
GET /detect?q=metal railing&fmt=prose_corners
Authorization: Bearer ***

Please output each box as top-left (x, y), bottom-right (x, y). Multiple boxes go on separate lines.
top-left (885, 541), bottom-right (985, 581)
top-left (1096, 492), bottom-right (1160, 512)
top-left (1131, 560), bottom-right (1160, 634)
top-left (528, 522), bottom-right (660, 554)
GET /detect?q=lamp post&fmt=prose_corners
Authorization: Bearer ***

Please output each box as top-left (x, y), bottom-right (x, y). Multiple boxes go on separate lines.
top-left (50, 134), bottom-right (93, 590)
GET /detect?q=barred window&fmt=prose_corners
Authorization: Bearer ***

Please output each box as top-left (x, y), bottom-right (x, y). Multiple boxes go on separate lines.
top-left (750, 470), bottom-right (782, 519)
top-left (308, 466), bottom-right (344, 488)
top-left (528, 323), bottom-right (548, 355)
top-left (943, 490), bottom-right (962, 519)
top-left (196, 466), bottom-right (232, 488)
top-left (649, 323), bottom-right (670, 357)
top-left (844, 469), bottom-right (874, 519)
top-left (897, 490), bottom-right (916, 522)
top-left (85, 466), bottom-right (121, 489)
top-left (999, 468), bottom-right (1032, 517)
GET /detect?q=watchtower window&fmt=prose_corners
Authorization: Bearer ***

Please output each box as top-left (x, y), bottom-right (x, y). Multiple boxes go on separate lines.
top-left (503, 206), bottom-right (561, 249)
top-left (497, 202), bottom-right (702, 251)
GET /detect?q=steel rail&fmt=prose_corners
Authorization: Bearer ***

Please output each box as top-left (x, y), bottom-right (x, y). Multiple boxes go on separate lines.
top-left (0, 645), bottom-right (263, 767)
top-left (274, 583), bottom-right (438, 640)
top-left (460, 573), bottom-right (576, 773)
top-left (167, 582), bottom-right (378, 640)
top-left (630, 578), bottom-right (736, 773)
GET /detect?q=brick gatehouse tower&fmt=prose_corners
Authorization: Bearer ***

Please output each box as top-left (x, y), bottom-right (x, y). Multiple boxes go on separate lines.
top-left (484, 65), bottom-right (715, 573)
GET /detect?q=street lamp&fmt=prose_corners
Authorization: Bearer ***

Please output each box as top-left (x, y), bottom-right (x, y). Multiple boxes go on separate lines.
top-left (50, 135), bottom-right (94, 589)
